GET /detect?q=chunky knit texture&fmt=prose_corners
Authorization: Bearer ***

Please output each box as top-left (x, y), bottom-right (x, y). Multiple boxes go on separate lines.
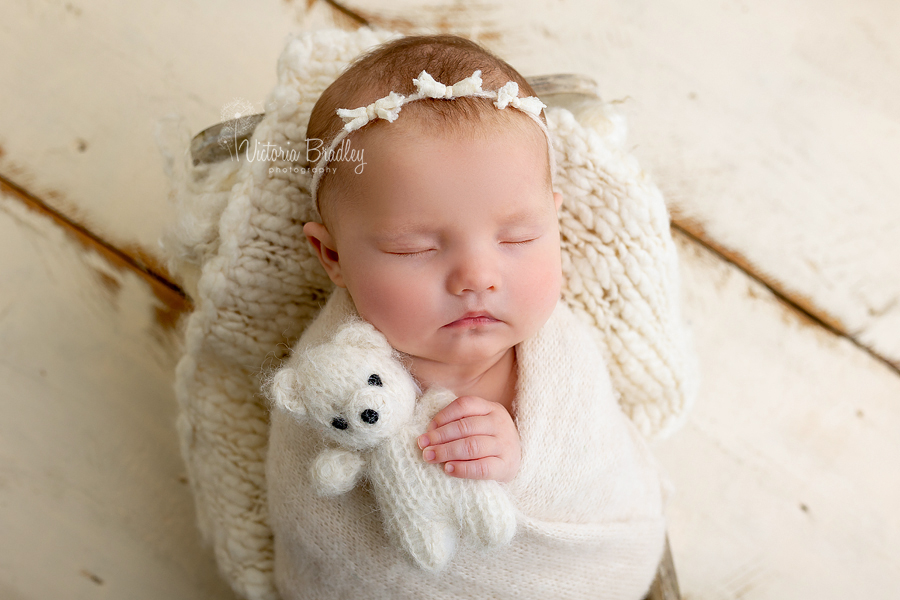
top-left (270, 312), bottom-right (517, 573)
top-left (158, 26), bottom-right (699, 600)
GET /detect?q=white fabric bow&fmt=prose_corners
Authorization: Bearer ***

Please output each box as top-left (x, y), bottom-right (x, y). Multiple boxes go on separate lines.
top-left (413, 70), bottom-right (484, 99)
top-left (337, 91), bottom-right (406, 132)
top-left (494, 81), bottom-right (546, 116)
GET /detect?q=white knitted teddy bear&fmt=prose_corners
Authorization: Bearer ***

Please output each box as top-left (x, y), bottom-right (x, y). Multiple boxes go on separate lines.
top-left (270, 317), bottom-right (518, 573)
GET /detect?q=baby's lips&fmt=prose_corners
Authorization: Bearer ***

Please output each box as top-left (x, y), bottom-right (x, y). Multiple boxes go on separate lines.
top-left (443, 310), bottom-right (498, 327)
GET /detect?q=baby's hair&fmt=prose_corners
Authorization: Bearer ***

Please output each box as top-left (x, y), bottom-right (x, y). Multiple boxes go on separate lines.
top-left (306, 34), bottom-right (549, 227)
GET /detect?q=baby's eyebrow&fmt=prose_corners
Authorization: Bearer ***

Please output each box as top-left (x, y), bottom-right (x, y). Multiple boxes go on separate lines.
top-left (499, 207), bottom-right (546, 224)
top-left (372, 224), bottom-right (437, 241)
top-left (376, 209), bottom-right (545, 240)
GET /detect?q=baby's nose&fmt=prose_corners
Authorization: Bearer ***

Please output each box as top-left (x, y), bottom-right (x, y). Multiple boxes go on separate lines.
top-left (448, 251), bottom-right (498, 294)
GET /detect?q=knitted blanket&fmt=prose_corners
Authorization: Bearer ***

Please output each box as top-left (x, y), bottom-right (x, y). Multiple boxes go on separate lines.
top-left (268, 285), bottom-right (667, 599)
top-left (157, 27), bottom-right (699, 600)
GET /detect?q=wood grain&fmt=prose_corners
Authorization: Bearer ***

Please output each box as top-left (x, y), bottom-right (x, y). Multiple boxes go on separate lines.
top-left (0, 189), bottom-right (235, 599)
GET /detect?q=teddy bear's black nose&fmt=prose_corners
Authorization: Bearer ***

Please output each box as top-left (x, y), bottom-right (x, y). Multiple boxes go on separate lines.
top-left (331, 416), bottom-right (349, 430)
top-left (360, 409), bottom-right (379, 425)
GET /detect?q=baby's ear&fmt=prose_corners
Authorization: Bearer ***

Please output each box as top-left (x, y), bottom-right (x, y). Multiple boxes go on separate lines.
top-left (332, 319), bottom-right (393, 355)
top-left (303, 221), bottom-right (345, 288)
top-left (271, 369), bottom-right (307, 417)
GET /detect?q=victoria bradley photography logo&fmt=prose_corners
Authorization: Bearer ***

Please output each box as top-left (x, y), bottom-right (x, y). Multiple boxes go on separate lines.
top-left (218, 97), bottom-right (366, 176)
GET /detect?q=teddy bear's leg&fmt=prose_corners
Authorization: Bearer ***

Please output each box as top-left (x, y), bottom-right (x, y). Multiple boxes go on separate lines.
top-left (456, 481), bottom-right (518, 549)
top-left (384, 512), bottom-right (458, 573)
top-left (370, 442), bottom-right (460, 573)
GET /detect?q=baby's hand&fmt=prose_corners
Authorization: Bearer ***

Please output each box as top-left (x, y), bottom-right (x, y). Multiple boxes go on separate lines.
top-left (416, 395), bottom-right (521, 483)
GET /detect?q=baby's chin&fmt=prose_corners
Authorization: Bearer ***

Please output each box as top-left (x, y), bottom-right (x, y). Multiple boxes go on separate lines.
top-left (385, 316), bottom-right (546, 370)
top-left (401, 340), bottom-right (518, 371)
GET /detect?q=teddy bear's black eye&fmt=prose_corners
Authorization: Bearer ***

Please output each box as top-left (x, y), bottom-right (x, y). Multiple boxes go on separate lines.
top-left (367, 373), bottom-right (382, 387)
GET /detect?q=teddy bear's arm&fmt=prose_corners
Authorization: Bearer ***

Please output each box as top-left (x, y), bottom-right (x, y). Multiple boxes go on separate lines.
top-left (310, 447), bottom-right (366, 496)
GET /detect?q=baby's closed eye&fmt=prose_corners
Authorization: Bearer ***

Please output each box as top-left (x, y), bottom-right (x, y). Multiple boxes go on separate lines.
top-left (388, 248), bottom-right (436, 258)
top-left (501, 238), bottom-right (538, 246)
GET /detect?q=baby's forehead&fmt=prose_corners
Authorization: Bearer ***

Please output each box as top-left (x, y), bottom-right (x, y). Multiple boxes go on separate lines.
top-left (355, 108), bottom-right (552, 175)
top-left (373, 101), bottom-right (545, 140)
top-left (319, 102), bottom-right (554, 229)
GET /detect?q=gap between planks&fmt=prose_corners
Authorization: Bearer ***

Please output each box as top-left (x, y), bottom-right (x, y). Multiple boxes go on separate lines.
top-left (672, 220), bottom-right (899, 376)
top-left (0, 174), bottom-right (190, 318)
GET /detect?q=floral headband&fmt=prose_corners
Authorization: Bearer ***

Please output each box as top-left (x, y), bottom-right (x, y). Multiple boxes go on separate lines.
top-left (308, 69), bottom-right (555, 210)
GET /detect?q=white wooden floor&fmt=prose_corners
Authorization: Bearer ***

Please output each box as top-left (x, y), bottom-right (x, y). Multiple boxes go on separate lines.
top-left (1, 1), bottom-right (898, 598)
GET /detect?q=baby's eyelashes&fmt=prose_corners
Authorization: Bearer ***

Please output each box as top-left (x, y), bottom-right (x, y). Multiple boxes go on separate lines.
top-left (388, 239), bottom-right (538, 256)
top-left (388, 248), bottom-right (436, 258)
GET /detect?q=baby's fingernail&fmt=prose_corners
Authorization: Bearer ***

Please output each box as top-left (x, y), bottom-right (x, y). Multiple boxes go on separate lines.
top-left (417, 435), bottom-right (428, 449)
top-left (424, 450), bottom-right (436, 461)
top-left (444, 463), bottom-right (455, 473)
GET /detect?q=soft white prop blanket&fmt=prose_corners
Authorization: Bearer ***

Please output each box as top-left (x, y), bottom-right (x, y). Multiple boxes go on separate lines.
top-left (157, 26), bottom-right (699, 600)
top-left (267, 285), bottom-right (667, 599)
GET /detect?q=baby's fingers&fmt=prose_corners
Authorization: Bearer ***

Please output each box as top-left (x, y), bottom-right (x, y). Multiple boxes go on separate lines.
top-left (443, 457), bottom-right (509, 481)
top-left (423, 435), bottom-right (499, 465)
top-left (417, 414), bottom-right (494, 449)
top-left (426, 395), bottom-right (493, 432)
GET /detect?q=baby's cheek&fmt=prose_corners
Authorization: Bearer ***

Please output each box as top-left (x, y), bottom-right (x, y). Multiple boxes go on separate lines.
top-left (525, 245), bottom-right (562, 298)
top-left (513, 247), bottom-right (563, 334)
top-left (351, 266), bottom-right (433, 329)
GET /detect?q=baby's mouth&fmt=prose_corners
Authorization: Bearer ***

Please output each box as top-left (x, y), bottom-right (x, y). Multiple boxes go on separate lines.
top-left (443, 311), bottom-right (499, 328)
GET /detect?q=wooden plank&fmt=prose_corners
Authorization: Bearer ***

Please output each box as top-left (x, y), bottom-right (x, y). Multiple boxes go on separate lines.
top-left (0, 189), bottom-right (234, 599)
top-left (655, 231), bottom-right (900, 600)
top-left (325, 0), bottom-right (900, 365)
top-left (0, 0), bottom-right (344, 278)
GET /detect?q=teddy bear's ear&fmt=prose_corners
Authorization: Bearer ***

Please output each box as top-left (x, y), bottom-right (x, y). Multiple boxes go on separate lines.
top-left (332, 319), bottom-right (393, 355)
top-left (271, 369), bottom-right (307, 417)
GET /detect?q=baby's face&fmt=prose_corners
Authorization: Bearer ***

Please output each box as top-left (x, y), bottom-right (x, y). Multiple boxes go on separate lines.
top-left (308, 117), bottom-right (563, 372)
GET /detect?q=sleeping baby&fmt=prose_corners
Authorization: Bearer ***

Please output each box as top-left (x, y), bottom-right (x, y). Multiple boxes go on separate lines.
top-left (265, 33), bottom-right (668, 600)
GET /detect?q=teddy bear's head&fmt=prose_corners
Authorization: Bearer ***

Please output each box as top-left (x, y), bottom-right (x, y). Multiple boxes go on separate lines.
top-left (271, 318), bottom-right (419, 450)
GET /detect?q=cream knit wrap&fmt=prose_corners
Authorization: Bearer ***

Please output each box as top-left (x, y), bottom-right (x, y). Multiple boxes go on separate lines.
top-left (158, 27), bottom-right (700, 600)
top-left (269, 285), bottom-right (667, 599)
